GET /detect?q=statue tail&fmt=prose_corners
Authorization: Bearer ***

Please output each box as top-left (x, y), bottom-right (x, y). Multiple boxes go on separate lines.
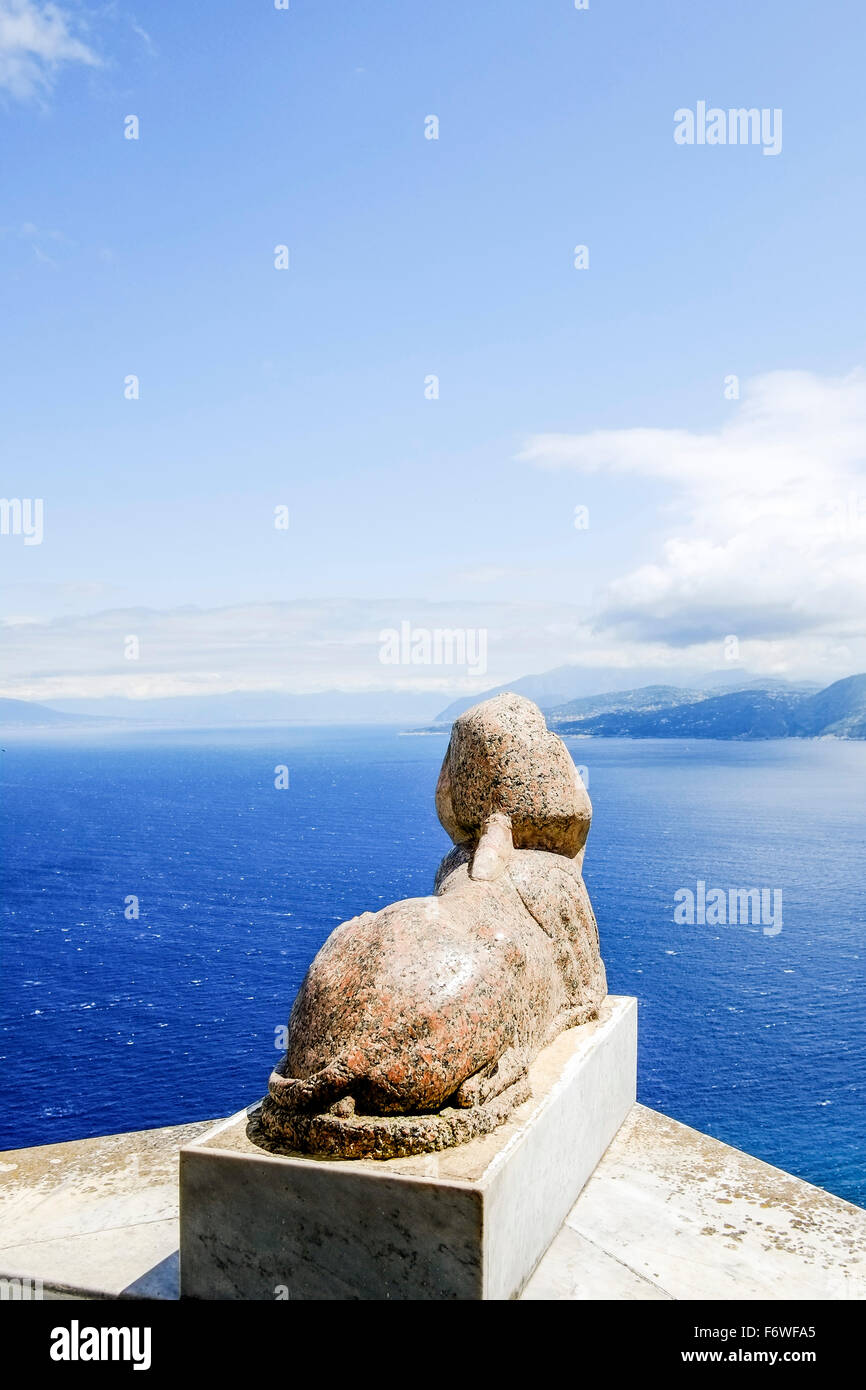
top-left (257, 1074), bottom-right (529, 1160)
top-left (266, 1056), bottom-right (355, 1113)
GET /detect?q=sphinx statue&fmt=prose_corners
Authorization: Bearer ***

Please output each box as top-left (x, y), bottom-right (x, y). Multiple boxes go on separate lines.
top-left (259, 694), bottom-right (607, 1158)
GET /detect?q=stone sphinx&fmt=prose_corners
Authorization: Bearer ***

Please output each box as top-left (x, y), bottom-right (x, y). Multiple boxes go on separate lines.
top-left (259, 694), bottom-right (607, 1159)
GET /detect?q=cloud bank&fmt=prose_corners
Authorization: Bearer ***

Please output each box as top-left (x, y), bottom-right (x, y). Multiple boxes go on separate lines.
top-left (4, 370), bottom-right (866, 701)
top-left (521, 369), bottom-right (866, 669)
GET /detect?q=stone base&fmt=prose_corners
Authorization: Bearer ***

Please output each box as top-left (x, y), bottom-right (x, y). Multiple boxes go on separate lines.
top-left (179, 995), bottom-right (637, 1300)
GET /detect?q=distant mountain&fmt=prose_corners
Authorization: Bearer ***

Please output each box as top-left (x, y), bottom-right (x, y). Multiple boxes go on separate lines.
top-left (548, 675), bottom-right (866, 740)
top-left (432, 666), bottom-right (612, 725)
top-left (697, 672), bottom-right (821, 695)
top-left (551, 689), bottom-right (805, 739)
top-left (547, 685), bottom-right (708, 721)
top-left (800, 673), bottom-right (866, 737)
top-left (703, 675), bottom-right (822, 696)
top-left (0, 699), bottom-right (103, 729)
top-left (19, 690), bottom-right (449, 728)
top-left (431, 666), bottom-right (819, 725)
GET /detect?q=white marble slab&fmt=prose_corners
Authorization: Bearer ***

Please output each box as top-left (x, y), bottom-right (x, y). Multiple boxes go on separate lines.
top-left (549, 1105), bottom-right (866, 1301)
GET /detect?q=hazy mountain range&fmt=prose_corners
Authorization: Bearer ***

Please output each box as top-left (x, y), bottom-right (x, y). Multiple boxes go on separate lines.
top-left (0, 690), bottom-right (447, 729)
top-left (3, 670), bottom-right (866, 739)
top-left (0, 698), bottom-right (114, 730)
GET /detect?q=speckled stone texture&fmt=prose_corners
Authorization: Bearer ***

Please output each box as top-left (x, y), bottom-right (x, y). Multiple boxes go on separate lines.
top-left (436, 694), bottom-right (592, 859)
top-left (260, 694), bottom-right (607, 1158)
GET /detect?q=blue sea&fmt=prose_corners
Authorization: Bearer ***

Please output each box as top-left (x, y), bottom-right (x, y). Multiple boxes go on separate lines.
top-left (1, 728), bottom-right (864, 1208)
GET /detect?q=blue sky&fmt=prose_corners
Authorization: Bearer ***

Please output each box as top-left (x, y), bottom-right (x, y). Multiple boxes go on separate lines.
top-left (2, 0), bottom-right (866, 706)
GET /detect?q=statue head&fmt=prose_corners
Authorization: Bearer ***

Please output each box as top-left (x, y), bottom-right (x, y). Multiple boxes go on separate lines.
top-left (435, 693), bottom-right (591, 865)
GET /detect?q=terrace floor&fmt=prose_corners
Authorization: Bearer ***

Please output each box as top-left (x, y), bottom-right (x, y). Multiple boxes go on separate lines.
top-left (1, 1104), bottom-right (864, 1300)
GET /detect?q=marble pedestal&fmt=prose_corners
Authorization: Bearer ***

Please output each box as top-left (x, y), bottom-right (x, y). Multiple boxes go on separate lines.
top-left (179, 995), bottom-right (637, 1301)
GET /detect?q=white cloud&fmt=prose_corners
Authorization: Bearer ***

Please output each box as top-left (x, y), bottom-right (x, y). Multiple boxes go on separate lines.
top-left (2, 589), bottom-right (863, 705)
top-left (521, 369), bottom-right (866, 664)
top-left (128, 17), bottom-right (154, 56)
top-left (0, 598), bottom-right (599, 701)
top-left (0, 1), bottom-right (99, 100)
top-left (5, 371), bottom-right (866, 700)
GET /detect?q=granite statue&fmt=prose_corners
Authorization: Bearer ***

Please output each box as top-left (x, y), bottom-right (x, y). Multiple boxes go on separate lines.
top-left (259, 694), bottom-right (607, 1158)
